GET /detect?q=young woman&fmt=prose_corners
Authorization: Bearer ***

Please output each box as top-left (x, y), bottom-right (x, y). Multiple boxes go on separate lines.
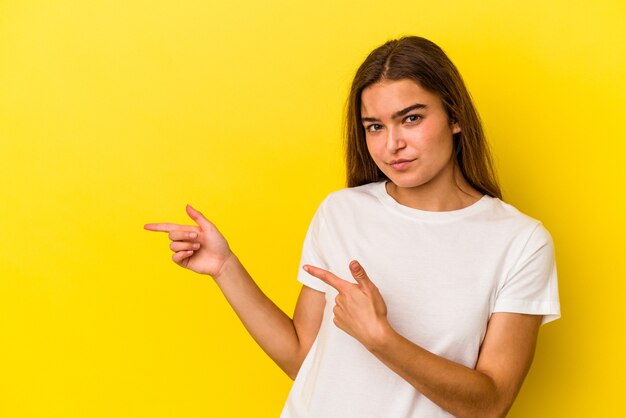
top-left (145, 36), bottom-right (560, 418)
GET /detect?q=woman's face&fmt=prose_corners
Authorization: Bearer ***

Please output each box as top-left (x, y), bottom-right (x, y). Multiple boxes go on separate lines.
top-left (361, 78), bottom-right (460, 190)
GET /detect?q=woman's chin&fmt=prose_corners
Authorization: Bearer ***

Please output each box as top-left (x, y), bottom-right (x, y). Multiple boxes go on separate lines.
top-left (385, 174), bottom-right (428, 190)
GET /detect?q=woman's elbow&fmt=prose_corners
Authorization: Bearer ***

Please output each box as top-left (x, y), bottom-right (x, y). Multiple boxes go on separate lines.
top-left (456, 392), bottom-right (514, 418)
top-left (283, 351), bottom-right (307, 380)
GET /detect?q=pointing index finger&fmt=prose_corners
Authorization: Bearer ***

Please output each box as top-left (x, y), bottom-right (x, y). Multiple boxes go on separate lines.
top-left (144, 223), bottom-right (187, 232)
top-left (303, 265), bottom-right (351, 293)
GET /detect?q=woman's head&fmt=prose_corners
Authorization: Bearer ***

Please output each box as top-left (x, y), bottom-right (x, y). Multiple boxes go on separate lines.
top-left (345, 36), bottom-right (502, 199)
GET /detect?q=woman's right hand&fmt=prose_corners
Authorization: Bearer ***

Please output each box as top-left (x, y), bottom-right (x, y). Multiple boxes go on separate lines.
top-left (144, 205), bottom-right (234, 278)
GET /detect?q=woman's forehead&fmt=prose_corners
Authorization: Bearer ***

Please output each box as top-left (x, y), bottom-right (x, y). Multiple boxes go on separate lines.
top-left (361, 79), bottom-right (443, 116)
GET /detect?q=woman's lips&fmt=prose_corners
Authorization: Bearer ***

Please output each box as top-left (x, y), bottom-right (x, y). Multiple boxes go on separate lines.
top-left (389, 158), bottom-right (416, 170)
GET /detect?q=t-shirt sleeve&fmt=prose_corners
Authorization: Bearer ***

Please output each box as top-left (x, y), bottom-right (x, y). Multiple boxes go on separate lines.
top-left (296, 200), bottom-right (330, 293)
top-left (493, 222), bottom-right (561, 325)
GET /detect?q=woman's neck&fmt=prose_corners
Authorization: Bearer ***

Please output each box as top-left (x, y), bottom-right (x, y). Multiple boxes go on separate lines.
top-left (385, 164), bottom-right (483, 212)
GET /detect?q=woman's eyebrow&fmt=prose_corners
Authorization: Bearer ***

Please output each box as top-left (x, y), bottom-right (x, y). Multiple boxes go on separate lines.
top-left (393, 103), bottom-right (427, 118)
top-left (361, 103), bottom-right (427, 123)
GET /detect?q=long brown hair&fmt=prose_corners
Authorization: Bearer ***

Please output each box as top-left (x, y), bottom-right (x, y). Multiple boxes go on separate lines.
top-left (345, 36), bottom-right (502, 199)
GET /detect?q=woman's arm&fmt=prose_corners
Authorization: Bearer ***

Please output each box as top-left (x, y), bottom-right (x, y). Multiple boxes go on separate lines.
top-left (213, 256), bottom-right (325, 379)
top-left (371, 312), bottom-right (540, 418)
top-left (145, 205), bottom-right (325, 379)
top-left (304, 261), bottom-right (542, 418)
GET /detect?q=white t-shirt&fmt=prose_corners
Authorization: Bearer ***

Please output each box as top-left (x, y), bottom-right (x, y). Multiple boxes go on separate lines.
top-left (281, 181), bottom-right (560, 418)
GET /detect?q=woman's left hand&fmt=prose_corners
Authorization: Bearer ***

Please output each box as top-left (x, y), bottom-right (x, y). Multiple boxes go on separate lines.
top-left (303, 260), bottom-right (391, 349)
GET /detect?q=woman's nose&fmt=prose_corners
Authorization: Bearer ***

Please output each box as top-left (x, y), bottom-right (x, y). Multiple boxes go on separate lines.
top-left (386, 127), bottom-right (406, 152)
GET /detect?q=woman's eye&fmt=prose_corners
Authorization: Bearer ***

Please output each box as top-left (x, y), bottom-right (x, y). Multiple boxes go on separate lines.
top-left (366, 124), bottom-right (383, 132)
top-left (404, 114), bottom-right (422, 123)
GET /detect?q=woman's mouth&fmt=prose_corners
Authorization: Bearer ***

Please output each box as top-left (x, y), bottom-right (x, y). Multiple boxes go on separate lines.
top-left (389, 158), bottom-right (416, 170)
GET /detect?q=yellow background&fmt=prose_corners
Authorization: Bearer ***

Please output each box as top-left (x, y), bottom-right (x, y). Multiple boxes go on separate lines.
top-left (1, 0), bottom-right (624, 416)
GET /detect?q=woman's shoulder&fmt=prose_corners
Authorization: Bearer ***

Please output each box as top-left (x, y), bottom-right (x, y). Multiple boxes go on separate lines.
top-left (319, 182), bottom-right (384, 209)
top-left (483, 197), bottom-right (553, 242)
top-left (486, 197), bottom-right (539, 222)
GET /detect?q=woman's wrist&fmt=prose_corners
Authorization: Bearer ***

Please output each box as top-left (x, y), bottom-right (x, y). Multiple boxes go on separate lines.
top-left (365, 319), bottom-right (397, 354)
top-left (211, 251), bottom-right (238, 281)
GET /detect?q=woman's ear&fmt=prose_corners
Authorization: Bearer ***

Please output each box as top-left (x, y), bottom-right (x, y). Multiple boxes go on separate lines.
top-left (451, 121), bottom-right (461, 134)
